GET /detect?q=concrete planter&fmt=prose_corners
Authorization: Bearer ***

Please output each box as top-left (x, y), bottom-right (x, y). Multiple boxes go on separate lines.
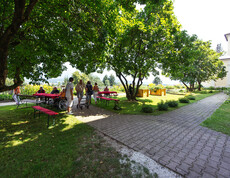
top-left (137, 89), bottom-right (149, 97)
top-left (150, 89), bottom-right (166, 96)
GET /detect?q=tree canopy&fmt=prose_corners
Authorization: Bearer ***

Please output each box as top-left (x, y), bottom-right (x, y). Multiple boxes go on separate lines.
top-left (102, 0), bottom-right (180, 100)
top-left (1, 0), bottom-right (157, 92)
top-left (162, 31), bottom-right (227, 91)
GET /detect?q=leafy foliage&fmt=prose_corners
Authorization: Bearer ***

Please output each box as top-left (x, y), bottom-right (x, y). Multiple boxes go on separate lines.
top-left (153, 76), bottom-right (162, 85)
top-left (157, 100), bottom-right (168, 111)
top-left (103, 1), bottom-right (180, 100)
top-left (166, 100), bottom-right (178, 107)
top-left (1, 0), bottom-right (146, 92)
top-left (179, 97), bottom-right (190, 103)
top-left (141, 106), bottom-right (154, 113)
top-left (162, 30), bottom-right (227, 91)
top-left (186, 95), bottom-right (196, 100)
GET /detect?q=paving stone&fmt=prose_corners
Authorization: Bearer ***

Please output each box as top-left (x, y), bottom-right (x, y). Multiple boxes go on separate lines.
top-left (186, 170), bottom-right (202, 178)
top-left (219, 167), bottom-right (230, 177)
top-left (202, 172), bottom-right (217, 178)
top-left (203, 165), bottom-right (218, 176)
top-left (219, 161), bottom-right (230, 170)
top-left (166, 161), bottom-right (180, 170)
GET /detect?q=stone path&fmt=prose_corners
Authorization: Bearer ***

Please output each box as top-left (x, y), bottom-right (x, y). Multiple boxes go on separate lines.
top-left (76, 93), bottom-right (230, 178)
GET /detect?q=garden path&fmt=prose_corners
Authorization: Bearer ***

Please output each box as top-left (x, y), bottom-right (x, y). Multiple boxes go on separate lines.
top-left (76, 92), bottom-right (230, 178)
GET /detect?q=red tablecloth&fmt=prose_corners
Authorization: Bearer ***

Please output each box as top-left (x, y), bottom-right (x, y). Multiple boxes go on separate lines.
top-left (33, 93), bottom-right (60, 99)
top-left (98, 91), bottom-right (117, 95)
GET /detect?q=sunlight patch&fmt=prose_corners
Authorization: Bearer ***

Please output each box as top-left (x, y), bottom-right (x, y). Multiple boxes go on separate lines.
top-left (12, 121), bottom-right (29, 125)
top-left (5, 135), bottom-right (39, 148)
top-left (60, 116), bottom-right (81, 132)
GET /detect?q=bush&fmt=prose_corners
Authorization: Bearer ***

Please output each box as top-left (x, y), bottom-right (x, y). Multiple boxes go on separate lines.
top-left (157, 100), bottom-right (168, 111)
top-left (0, 94), bottom-right (13, 101)
top-left (186, 96), bottom-right (196, 100)
top-left (209, 90), bottom-right (213, 93)
top-left (179, 97), bottom-right (190, 103)
top-left (141, 106), bottom-right (153, 113)
top-left (208, 86), bottom-right (215, 90)
top-left (200, 91), bottom-right (208, 94)
top-left (166, 100), bottom-right (178, 107)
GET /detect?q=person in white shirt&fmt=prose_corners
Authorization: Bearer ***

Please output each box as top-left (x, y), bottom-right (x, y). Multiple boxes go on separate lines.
top-left (65, 77), bottom-right (74, 114)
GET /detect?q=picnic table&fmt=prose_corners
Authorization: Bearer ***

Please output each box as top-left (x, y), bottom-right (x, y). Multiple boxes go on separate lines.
top-left (98, 91), bottom-right (118, 97)
top-left (33, 93), bottom-right (60, 104)
top-left (97, 91), bottom-right (120, 109)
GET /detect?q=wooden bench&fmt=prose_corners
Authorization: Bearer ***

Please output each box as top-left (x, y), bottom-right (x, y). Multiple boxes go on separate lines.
top-left (97, 96), bottom-right (120, 107)
top-left (32, 106), bottom-right (58, 128)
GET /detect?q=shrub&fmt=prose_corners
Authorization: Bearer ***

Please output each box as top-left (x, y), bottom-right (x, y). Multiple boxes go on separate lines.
top-left (141, 106), bottom-right (153, 113)
top-left (179, 97), bottom-right (190, 103)
top-left (166, 100), bottom-right (178, 107)
top-left (186, 96), bottom-right (196, 100)
top-left (200, 91), bottom-right (208, 94)
top-left (209, 90), bottom-right (213, 93)
top-left (208, 86), bottom-right (215, 90)
top-left (157, 100), bottom-right (168, 111)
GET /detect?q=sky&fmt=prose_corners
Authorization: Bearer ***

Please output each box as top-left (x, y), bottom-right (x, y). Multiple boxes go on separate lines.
top-left (57, 0), bottom-right (230, 85)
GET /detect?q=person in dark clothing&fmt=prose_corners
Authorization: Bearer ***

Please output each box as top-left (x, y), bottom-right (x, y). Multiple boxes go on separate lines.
top-left (86, 81), bottom-right (93, 104)
top-left (51, 87), bottom-right (60, 94)
top-left (37, 87), bottom-right (45, 93)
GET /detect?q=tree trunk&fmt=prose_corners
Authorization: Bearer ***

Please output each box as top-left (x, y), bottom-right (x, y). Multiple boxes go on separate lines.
top-left (0, 0), bottom-right (38, 92)
top-left (197, 81), bottom-right (202, 91)
top-left (0, 46), bottom-right (8, 90)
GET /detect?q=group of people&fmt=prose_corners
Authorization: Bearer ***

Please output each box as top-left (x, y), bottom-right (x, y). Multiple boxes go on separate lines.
top-left (13, 77), bottom-right (109, 115)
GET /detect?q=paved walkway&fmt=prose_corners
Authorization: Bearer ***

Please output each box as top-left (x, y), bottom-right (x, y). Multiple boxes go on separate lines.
top-left (76, 93), bottom-right (230, 178)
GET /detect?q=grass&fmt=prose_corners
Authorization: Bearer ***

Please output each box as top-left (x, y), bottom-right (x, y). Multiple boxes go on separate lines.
top-left (201, 98), bottom-right (230, 136)
top-left (0, 104), bottom-right (154, 177)
top-left (92, 91), bottom-right (220, 115)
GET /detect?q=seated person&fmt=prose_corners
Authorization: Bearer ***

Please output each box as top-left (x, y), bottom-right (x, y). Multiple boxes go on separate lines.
top-left (104, 86), bottom-right (110, 96)
top-left (53, 88), bottom-right (66, 107)
top-left (51, 87), bottom-right (60, 94)
top-left (104, 86), bottom-right (109, 92)
top-left (37, 87), bottom-right (45, 93)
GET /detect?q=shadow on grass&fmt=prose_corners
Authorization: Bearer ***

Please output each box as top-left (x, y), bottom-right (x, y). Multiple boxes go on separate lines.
top-left (0, 104), bottom-right (138, 177)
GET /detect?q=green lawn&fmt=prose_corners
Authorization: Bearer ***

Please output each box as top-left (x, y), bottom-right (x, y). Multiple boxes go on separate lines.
top-left (92, 92), bottom-right (219, 115)
top-left (201, 98), bottom-right (230, 136)
top-left (0, 104), bottom-right (153, 177)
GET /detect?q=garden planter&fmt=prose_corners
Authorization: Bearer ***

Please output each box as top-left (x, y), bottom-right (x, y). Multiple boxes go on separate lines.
top-left (137, 89), bottom-right (149, 97)
top-left (150, 89), bottom-right (166, 96)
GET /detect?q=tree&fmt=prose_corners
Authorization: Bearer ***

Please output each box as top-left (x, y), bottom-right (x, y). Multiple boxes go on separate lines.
top-left (103, 1), bottom-right (180, 100)
top-left (89, 74), bottom-right (104, 87)
top-left (161, 30), bottom-right (199, 91)
top-left (108, 74), bottom-right (116, 86)
top-left (153, 76), bottom-right (162, 85)
top-left (72, 71), bottom-right (89, 86)
top-left (102, 75), bottom-right (108, 85)
top-left (194, 41), bottom-right (227, 91)
top-left (0, 0), bottom-right (134, 92)
top-left (162, 31), bottom-right (227, 91)
top-left (105, 80), bottom-right (110, 87)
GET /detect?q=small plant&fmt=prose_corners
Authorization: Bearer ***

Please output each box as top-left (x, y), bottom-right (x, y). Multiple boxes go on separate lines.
top-left (179, 97), bottom-right (190, 103)
top-left (186, 95), bottom-right (196, 100)
top-left (141, 106), bottom-right (153, 113)
top-left (157, 100), bottom-right (168, 111)
top-left (200, 90), bottom-right (208, 94)
top-left (166, 100), bottom-right (178, 107)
